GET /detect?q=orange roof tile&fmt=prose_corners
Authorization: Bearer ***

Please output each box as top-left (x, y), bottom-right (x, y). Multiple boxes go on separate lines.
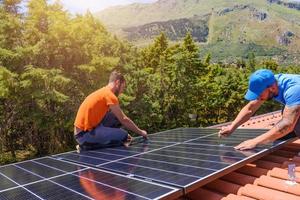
top-left (237, 184), bottom-right (300, 200)
top-left (254, 175), bottom-right (300, 196)
top-left (221, 194), bottom-right (255, 200)
top-left (240, 111), bottom-right (282, 129)
top-left (187, 187), bottom-right (225, 200)
top-left (204, 179), bottom-right (242, 195)
top-left (185, 111), bottom-right (300, 200)
top-left (211, 110), bottom-right (282, 129)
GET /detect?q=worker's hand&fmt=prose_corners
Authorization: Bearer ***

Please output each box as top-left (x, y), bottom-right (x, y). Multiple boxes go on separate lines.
top-left (139, 130), bottom-right (148, 139)
top-left (218, 125), bottom-right (234, 138)
top-left (126, 134), bottom-right (132, 142)
top-left (123, 134), bottom-right (133, 148)
top-left (234, 139), bottom-right (258, 151)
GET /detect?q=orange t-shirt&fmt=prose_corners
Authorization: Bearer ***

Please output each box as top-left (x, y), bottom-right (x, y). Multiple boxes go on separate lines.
top-left (74, 86), bottom-right (119, 131)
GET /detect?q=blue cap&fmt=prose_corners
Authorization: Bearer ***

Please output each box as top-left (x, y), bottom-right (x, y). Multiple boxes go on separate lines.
top-left (244, 69), bottom-right (276, 101)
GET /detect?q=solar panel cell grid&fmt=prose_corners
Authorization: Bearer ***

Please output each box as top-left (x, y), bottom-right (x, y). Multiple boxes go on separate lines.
top-left (0, 157), bottom-right (180, 200)
top-left (0, 128), bottom-right (293, 200)
top-left (0, 165), bottom-right (42, 185)
top-left (0, 174), bottom-right (17, 191)
top-left (0, 187), bottom-right (42, 200)
top-left (100, 162), bottom-right (199, 187)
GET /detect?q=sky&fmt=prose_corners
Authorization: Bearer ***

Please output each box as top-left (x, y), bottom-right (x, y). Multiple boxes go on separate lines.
top-left (53, 0), bottom-right (158, 14)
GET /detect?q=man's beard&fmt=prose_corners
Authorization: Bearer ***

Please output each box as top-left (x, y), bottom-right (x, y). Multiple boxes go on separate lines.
top-left (114, 85), bottom-right (121, 96)
top-left (267, 91), bottom-right (277, 101)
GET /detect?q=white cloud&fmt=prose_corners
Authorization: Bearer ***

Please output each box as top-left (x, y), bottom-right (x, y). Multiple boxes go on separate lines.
top-left (55, 0), bottom-right (157, 14)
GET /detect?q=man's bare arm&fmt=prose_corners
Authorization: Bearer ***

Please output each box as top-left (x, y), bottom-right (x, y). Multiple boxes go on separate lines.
top-left (273, 105), bottom-right (300, 137)
top-left (252, 105), bottom-right (300, 144)
top-left (219, 100), bottom-right (264, 137)
top-left (109, 104), bottom-right (147, 137)
top-left (235, 105), bottom-right (300, 150)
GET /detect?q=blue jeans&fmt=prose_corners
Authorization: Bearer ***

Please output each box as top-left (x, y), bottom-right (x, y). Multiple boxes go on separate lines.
top-left (75, 112), bottom-right (128, 149)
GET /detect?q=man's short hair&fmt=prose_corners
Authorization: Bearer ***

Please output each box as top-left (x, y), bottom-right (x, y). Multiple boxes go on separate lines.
top-left (109, 70), bottom-right (125, 83)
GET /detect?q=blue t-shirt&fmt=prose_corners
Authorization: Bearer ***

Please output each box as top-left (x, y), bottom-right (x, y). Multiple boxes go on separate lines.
top-left (274, 74), bottom-right (300, 107)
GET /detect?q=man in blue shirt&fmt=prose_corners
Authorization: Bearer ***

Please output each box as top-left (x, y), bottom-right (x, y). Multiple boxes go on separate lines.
top-left (219, 69), bottom-right (300, 150)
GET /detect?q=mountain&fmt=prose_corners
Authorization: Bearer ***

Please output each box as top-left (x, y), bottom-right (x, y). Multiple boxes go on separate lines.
top-left (122, 14), bottom-right (210, 43)
top-left (94, 0), bottom-right (300, 65)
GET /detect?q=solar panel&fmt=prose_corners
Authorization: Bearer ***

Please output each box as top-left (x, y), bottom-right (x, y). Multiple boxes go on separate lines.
top-left (1, 127), bottom-right (294, 199)
top-left (0, 157), bottom-right (181, 200)
top-left (54, 128), bottom-right (294, 194)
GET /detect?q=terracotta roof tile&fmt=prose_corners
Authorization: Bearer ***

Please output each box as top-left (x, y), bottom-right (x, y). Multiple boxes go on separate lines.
top-left (293, 156), bottom-right (300, 163)
top-left (282, 161), bottom-right (300, 171)
top-left (272, 149), bottom-right (298, 158)
top-left (221, 172), bottom-right (256, 185)
top-left (267, 167), bottom-right (300, 183)
top-left (252, 159), bottom-right (281, 170)
top-left (185, 111), bottom-right (300, 200)
top-left (237, 184), bottom-right (300, 200)
top-left (254, 175), bottom-right (300, 196)
top-left (221, 194), bottom-right (256, 200)
top-left (262, 154), bottom-right (292, 163)
top-left (236, 164), bottom-right (269, 177)
top-left (281, 144), bottom-right (300, 153)
top-left (204, 179), bottom-right (242, 195)
top-left (211, 111), bottom-right (282, 129)
top-left (187, 188), bottom-right (224, 200)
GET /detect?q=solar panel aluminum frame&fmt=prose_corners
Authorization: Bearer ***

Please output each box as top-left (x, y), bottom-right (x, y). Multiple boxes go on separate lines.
top-left (51, 128), bottom-right (297, 196)
top-left (90, 128), bottom-right (297, 195)
top-left (182, 136), bottom-right (298, 194)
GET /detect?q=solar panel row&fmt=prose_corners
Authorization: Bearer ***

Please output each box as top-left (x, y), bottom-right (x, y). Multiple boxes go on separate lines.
top-left (54, 128), bottom-right (283, 193)
top-left (0, 128), bottom-right (293, 199)
top-left (0, 157), bottom-right (180, 200)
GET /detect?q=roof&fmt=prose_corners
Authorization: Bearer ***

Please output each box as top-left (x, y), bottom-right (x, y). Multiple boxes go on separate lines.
top-left (1, 110), bottom-right (297, 200)
top-left (211, 110), bottom-right (282, 129)
top-left (186, 110), bottom-right (300, 200)
top-left (239, 111), bottom-right (282, 129)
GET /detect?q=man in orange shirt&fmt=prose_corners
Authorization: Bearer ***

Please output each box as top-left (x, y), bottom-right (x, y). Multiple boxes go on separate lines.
top-left (74, 70), bottom-right (147, 152)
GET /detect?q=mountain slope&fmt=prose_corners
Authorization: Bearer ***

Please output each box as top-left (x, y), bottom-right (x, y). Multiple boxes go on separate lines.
top-left (95, 0), bottom-right (300, 64)
top-left (122, 14), bottom-right (210, 43)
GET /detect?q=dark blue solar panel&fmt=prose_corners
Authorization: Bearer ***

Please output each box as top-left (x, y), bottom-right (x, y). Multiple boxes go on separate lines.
top-left (0, 187), bottom-right (41, 200)
top-left (72, 168), bottom-right (178, 199)
top-left (53, 175), bottom-right (145, 200)
top-left (75, 151), bottom-right (124, 162)
top-left (0, 156), bottom-right (181, 200)
top-left (53, 140), bottom-right (171, 167)
top-left (0, 127), bottom-right (291, 199)
top-left (94, 148), bottom-right (139, 157)
top-left (36, 157), bottom-right (86, 172)
top-left (185, 129), bottom-right (272, 148)
top-left (0, 173), bottom-right (17, 191)
top-left (25, 180), bottom-right (90, 200)
top-left (147, 128), bottom-right (218, 143)
top-left (130, 153), bottom-right (232, 170)
top-left (55, 153), bottom-right (108, 166)
top-left (16, 161), bottom-right (63, 178)
top-left (142, 150), bottom-right (241, 168)
top-left (100, 162), bottom-right (199, 187)
top-left (0, 165), bottom-right (41, 185)
top-left (119, 157), bottom-right (217, 175)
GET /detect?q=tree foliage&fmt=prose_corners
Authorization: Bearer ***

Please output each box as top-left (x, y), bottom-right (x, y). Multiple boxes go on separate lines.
top-left (0, 0), bottom-right (299, 164)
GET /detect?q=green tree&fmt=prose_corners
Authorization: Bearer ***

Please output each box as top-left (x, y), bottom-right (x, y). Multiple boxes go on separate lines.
top-left (0, 66), bottom-right (20, 159)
